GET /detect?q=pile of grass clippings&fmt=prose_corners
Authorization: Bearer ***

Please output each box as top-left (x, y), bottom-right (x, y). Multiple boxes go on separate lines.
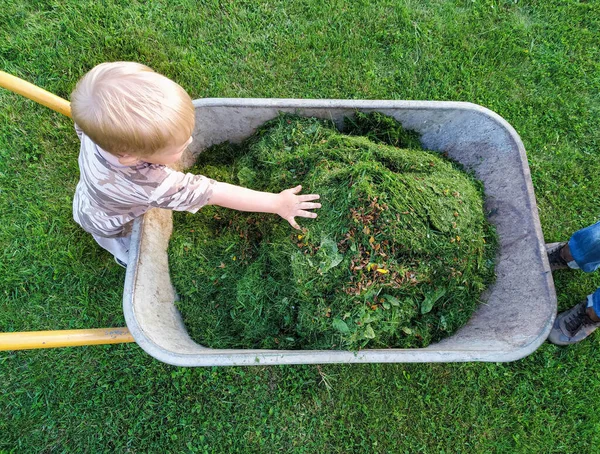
top-left (168, 113), bottom-right (497, 350)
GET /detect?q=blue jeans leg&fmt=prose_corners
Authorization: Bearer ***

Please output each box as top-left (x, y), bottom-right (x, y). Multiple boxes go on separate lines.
top-left (589, 291), bottom-right (600, 319)
top-left (568, 220), bottom-right (600, 317)
top-left (568, 221), bottom-right (600, 273)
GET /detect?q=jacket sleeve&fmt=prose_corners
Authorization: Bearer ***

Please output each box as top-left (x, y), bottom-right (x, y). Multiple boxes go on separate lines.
top-left (148, 168), bottom-right (216, 213)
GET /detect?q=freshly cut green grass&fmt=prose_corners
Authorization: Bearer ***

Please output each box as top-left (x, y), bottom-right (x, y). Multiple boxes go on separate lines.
top-left (170, 113), bottom-right (496, 350)
top-left (1, 0), bottom-right (600, 452)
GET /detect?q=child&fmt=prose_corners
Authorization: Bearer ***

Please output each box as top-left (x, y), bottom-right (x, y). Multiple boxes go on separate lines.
top-left (547, 224), bottom-right (600, 344)
top-left (70, 62), bottom-right (321, 267)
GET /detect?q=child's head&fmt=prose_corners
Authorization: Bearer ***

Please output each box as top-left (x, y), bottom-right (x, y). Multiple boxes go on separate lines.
top-left (71, 62), bottom-right (195, 164)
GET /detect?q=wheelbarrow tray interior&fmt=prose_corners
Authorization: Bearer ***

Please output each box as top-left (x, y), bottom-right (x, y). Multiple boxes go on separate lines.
top-left (123, 99), bottom-right (556, 367)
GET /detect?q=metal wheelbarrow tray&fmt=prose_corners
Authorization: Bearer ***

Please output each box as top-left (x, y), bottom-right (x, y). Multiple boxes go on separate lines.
top-left (123, 98), bottom-right (556, 367)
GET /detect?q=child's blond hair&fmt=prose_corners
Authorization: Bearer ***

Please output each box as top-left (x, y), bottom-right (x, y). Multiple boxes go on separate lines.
top-left (71, 62), bottom-right (195, 157)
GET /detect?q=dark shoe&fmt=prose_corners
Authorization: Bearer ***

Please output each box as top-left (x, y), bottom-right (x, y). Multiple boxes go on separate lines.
top-left (548, 300), bottom-right (600, 345)
top-left (546, 242), bottom-right (569, 271)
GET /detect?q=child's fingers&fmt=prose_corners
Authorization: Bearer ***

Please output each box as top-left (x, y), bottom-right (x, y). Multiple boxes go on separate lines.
top-left (299, 202), bottom-right (321, 210)
top-left (287, 217), bottom-right (301, 230)
top-left (290, 185), bottom-right (303, 194)
top-left (298, 194), bottom-right (320, 202)
top-left (296, 210), bottom-right (318, 219)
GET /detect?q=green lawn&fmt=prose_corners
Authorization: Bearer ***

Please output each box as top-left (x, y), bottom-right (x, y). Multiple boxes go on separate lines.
top-left (1, 0), bottom-right (600, 452)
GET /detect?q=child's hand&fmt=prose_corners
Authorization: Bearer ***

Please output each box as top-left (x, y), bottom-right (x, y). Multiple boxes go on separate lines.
top-left (276, 185), bottom-right (321, 230)
top-left (208, 181), bottom-right (320, 228)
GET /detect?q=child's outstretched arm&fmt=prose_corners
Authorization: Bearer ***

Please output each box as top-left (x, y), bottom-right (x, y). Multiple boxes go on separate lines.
top-left (208, 182), bottom-right (321, 230)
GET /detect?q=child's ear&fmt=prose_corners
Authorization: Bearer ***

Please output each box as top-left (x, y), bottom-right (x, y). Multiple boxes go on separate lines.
top-left (117, 154), bottom-right (139, 165)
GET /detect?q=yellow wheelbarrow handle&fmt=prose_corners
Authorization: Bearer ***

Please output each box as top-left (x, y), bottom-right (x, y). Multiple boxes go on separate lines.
top-left (0, 328), bottom-right (135, 351)
top-left (0, 70), bottom-right (72, 118)
top-left (0, 70), bottom-right (136, 350)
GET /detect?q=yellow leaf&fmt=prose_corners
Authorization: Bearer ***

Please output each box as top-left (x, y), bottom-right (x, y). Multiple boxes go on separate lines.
top-left (376, 269), bottom-right (389, 274)
top-left (369, 236), bottom-right (375, 244)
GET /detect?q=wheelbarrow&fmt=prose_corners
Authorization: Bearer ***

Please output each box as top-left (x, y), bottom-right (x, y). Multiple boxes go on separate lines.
top-left (0, 72), bottom-right (556, 364)
top-left (126, 99), bottom-right (557, 366)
